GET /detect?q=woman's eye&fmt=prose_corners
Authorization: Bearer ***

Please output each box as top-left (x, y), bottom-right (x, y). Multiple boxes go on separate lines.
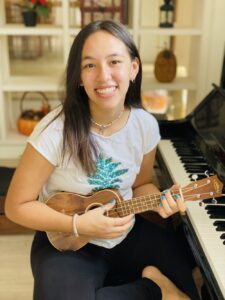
top-left (111, 60), bottom-right (121, 65)
top-left (84, 63), bottom-right (95, 69)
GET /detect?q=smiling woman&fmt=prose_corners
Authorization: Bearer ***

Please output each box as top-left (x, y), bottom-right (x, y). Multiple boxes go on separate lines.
top-left (5, 20), bottom-right (200, 300)
top-left (80, 30), bottom-right (139, 133)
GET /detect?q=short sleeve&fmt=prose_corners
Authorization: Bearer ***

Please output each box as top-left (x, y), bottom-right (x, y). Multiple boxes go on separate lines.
top-left (28, 108), bottom-right (63, 166)
top-left (139, 110), bottom-right (161, 154)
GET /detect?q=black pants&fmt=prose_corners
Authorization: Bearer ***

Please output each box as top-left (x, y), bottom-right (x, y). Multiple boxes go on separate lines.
top-left (31, 215), bottom-right (200, 300)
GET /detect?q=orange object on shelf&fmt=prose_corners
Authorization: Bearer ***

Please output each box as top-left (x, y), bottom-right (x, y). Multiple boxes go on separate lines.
top-left (142, 90), bottom-right (169, 114)
top-left (17, 91), bottom-right (50, 136)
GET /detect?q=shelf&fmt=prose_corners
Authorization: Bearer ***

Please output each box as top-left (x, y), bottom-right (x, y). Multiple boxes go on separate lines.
top-left (10, 56), bottom-right (64, 77)
top-left (139, 26), bottom-right (202, 36)
top-left (1, 130), bottom-right (28, 145)
top-left (0, 0), bottom-right (223, 160)
top-left (3, 76), bottom-right (64, 92)
top-left (142, 64), bottom-right (195, 91)
top-left (0, 24), bottom-right (63, 36)
top-left (142, 75), bottom-right (196, 91)
top-left (69, 28), bottom-right (82, 36)
top-left (0, 130), bottom-right (27, 158)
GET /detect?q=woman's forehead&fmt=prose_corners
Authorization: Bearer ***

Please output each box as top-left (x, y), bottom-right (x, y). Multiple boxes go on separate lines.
top-left (81, 30), bottom-right (129, 58)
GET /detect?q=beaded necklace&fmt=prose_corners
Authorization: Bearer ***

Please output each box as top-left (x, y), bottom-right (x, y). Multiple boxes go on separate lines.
top-left (91, 109), bottom-right (124, 135)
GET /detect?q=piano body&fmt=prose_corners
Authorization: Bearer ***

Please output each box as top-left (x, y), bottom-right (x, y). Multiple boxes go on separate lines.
top-left (156, 85), bottom-right (225, 300)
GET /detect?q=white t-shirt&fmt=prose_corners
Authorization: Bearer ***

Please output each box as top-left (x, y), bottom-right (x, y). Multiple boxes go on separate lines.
top-left (28, 106), bottom-right (161, 248)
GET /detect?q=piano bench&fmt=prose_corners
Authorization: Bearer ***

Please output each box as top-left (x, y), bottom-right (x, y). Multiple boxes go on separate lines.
top-left (0, 167), bottom-right (33, 235)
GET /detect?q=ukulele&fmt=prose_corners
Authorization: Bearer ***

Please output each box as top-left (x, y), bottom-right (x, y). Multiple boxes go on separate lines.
top-left (45, 175), bottom-right (223, 251)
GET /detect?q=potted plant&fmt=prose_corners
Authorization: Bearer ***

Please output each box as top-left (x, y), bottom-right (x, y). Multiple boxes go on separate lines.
top-left (16, 0), bottom-right (51, 26)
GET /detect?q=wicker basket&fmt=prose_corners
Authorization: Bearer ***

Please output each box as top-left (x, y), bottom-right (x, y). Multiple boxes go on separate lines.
top-left (17, 91), bottom-right (50, 136)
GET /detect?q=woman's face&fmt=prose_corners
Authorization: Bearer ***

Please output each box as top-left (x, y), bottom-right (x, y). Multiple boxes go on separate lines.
top-left (80, 30), bottom-right (139, 113)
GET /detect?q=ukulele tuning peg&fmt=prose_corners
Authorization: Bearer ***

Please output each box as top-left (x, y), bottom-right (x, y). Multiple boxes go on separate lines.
top-left (191, 174), bottom-right (198, 181)
top-left (199, 200), bottom-right (205, 207)
top-left (204, 170), bottom-right (210, 178)
top-left (212, 197), bottom-right (217, 204)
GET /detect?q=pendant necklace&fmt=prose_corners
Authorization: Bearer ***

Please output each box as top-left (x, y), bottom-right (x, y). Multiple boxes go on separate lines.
top-left (91, 109), bottom-right (124, 135)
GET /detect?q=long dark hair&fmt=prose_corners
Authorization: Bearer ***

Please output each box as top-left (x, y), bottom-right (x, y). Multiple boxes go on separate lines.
top-left (61, 20), bottom-right (142, 173)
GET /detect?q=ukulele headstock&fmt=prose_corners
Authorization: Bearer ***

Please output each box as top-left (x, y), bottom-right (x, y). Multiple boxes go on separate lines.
top-left (181, 175), bottom-right (223, 202)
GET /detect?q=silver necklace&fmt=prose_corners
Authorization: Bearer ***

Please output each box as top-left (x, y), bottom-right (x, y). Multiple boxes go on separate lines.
top-left (91, 109), bottom-right (124, 135)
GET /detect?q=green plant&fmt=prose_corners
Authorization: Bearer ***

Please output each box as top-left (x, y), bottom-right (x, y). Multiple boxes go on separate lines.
top-left (16, 0), bottom-right (51, 19)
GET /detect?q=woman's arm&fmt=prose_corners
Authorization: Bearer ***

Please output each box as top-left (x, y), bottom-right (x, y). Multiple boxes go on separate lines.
top-left (132, 147), bottom-right (186, 218)
top-left (5, 143), bottom-right (134, 238)
top-left (5, 143), bottom-right (73, 233)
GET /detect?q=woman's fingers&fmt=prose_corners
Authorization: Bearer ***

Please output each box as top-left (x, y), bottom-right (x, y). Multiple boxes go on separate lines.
top-left (158, 185), bottom-right (186, 218)
top-left (79, 199), bottom-right (135, 239)
top-left (175, 194), bottom-right (186, 213)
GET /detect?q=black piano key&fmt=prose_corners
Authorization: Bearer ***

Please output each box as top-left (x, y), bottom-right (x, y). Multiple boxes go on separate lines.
top-left (213, 221), bottom-right (225, 226)
top-left (181, 160), bottom-right (208, 165)
top-left (203, 198), bottom-right (225, 204)
top-left (213, 221), bottom-right (225, 231)
top-left (209, 214), bottom-right (225, 219)
top-left (185, 167), bottom-right (207, 173)
top-left (205, 205), bottom-right (225, 219)
top-left (205, 205), bottom-right (225, 211)
top-left (220, 233), bottom-right (225, 239)
top-left (176, 150), bottom-right (201, 156)
top-left (216, 226), bottom-right (225, 231)
top-left (179, 155), bottom-right (204, 159)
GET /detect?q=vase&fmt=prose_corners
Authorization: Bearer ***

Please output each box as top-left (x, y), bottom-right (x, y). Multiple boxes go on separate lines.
top-left (22, 11), bottom-right (37, 27)
top-left (154, 49), bottom-right (177, 83)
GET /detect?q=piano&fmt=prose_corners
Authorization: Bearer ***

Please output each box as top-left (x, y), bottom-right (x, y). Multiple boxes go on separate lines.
top-left (156, 84), bottom-right (225, 300)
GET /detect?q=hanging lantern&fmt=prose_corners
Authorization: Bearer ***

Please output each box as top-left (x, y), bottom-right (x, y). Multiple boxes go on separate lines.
top-left (159, 0), bottom-right (174, 28)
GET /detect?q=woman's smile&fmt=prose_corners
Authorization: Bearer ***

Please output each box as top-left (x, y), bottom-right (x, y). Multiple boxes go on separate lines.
top-left (95, 85), bottom-right (117, 97)
top-left (81, 30), bottom-right (139, 113)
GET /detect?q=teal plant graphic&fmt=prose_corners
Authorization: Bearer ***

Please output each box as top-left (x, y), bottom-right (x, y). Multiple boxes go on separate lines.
top-left (88, 154), bottom-right (128, 191)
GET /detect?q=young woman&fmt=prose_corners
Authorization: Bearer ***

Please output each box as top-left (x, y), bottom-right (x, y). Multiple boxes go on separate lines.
top-left (5, 20), bottom-right (199, 300)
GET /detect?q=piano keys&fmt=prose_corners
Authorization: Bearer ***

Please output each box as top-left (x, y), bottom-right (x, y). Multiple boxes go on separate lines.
top-left (156, 85), bottom-right (225, 300)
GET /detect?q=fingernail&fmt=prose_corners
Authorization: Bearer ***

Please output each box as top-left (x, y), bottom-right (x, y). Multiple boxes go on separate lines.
top-left (161, 195), bottom-right (166, 200)
top-left (109, 198), bottom-right (116, 204)
top-left (163, 189), bottom-right (169, 194)
top-left (175, 194), bottom-right (180, 200)
top-left (159, 203), bottom-right (163, 207)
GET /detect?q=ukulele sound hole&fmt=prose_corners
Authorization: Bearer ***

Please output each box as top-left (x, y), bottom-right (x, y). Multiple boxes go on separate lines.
top-left (86, 202), bottom-right (104, 211)
top-left (85, 203), bottom-right (108, 216)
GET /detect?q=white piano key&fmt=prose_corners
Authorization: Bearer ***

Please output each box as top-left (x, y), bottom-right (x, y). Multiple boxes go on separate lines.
top-left (187, 201), bottom-right (225, 297)
top-left (158, 140), bottom-right (190, 186)
top-left (158, 140), bottom-right (225, 298)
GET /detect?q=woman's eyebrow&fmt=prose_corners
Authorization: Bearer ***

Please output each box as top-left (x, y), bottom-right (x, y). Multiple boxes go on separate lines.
top-left (82, 53), bottom-right (124, 61)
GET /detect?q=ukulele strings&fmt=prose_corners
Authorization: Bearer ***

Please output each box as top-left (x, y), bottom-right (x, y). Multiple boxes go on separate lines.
top-left (108, 183), bottom-right (212, 217)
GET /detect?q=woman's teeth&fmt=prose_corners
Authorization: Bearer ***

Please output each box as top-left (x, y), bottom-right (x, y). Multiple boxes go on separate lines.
top-left (96, 87), bottom-right (116, 94)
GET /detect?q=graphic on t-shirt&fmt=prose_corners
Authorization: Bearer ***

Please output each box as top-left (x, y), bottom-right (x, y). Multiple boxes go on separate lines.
top-left (88, 154), bottom-right (128, 192)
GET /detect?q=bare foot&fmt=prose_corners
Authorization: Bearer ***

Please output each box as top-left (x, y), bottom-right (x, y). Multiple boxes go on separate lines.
top-left (192, 267), bottom-right (203, 299)
top-left (142, 266), bottom-right (191, 300)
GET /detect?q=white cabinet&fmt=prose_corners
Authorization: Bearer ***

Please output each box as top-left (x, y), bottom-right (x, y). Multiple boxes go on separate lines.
top-left (0, 0), bottom-right (224, 160)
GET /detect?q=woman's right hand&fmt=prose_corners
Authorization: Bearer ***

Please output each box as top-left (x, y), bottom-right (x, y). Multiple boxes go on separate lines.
top-left (75, 201), bottom-right (134, 239)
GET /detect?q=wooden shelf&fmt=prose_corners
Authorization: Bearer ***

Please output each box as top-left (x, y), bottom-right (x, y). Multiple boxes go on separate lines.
top-left (0, 24), bottom-right (63, 36)
top-left (3, 76), bottom-right (64, 92)
top-left (0, 0), bottom-right (224, 159)
top-left (139, 26), bottom-right (202, 36)
top-left (142, 75), bottom-right (196, 92)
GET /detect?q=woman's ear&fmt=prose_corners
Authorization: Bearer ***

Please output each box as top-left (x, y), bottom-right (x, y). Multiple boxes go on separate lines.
top-left (130, 57), bottom-right (139, 81)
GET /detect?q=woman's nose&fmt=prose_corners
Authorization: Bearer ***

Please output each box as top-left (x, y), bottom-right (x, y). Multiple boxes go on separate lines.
top-left (96, 64), bottom-right (111, 81)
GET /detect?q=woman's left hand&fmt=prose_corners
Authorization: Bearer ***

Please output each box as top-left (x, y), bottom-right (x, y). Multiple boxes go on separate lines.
top-left (157, 184), bottom-right (186, 218)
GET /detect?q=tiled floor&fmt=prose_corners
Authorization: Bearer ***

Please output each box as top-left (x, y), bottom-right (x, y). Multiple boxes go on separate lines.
top-left (0, 234), bottom-right (34, 300)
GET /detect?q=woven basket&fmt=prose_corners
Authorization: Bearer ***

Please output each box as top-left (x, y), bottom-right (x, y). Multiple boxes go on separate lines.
top-left (17, 91), bottom-right (50, 136)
